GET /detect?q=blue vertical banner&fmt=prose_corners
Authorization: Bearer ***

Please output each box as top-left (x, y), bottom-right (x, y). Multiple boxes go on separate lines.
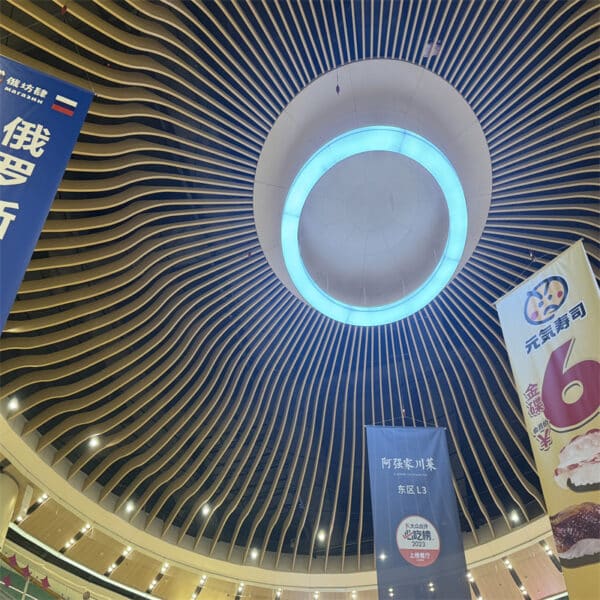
top-left (366, 426), bottom-right (469, 600)
top-left (0, 56), bottom-right (93, 334)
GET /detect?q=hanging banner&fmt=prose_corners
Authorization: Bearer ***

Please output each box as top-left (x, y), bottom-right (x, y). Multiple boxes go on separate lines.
top-left (0, 55), bottom-right (93, 334)
top-left (496, 240), bottom-right (600, 598)
top-left (366, 426), bottom-right (469, 599)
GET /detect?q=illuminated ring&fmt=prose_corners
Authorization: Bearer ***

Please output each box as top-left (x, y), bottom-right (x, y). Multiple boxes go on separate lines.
top-left (281, 126), bottom-right (468, 326)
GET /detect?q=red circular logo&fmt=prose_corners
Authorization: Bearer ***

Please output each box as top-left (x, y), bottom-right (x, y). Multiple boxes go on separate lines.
top-left (396, 515), bottom-right (440, 567)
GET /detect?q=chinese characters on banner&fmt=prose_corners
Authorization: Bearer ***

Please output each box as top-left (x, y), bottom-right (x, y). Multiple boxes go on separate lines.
top-left (496, 241), bottom-right (600, 599)
top-left (366, 426), bottom-right (469, 599)
top-left (0, 56), bottom-right (93, 333)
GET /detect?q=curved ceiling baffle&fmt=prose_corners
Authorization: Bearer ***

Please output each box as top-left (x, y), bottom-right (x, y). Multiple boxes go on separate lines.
top-left (0, 0), bottom-right (598, 596)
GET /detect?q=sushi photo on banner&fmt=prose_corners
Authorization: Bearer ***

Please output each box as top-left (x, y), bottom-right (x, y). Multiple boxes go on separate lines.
top-left (0, 55), bottom-right (93, 334)
top-left (496, 240), bottom-right (599, 599)
top-left (366, 426), bottom-right (469, 600)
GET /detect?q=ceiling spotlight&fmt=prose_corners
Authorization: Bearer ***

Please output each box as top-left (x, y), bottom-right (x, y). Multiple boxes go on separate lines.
top-left (125, 500), bottom-right (135, 513)
top-left (201, 504), bottom-right (211, 516)
top-left (250, 548), bottom-right (259, 560)
top-left (89, 436), bottom-right (100, 449)
top-left (510, 510), bottom-right (520, 524)
top-left (7, 397), bottom-right (19, 411)
top-left (276, 589), bottom-right (281, 598)
top-left (317, 529), bottom-right (326, 543)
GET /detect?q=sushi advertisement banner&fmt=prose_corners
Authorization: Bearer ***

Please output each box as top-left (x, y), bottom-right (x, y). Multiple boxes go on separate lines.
top-left (496, 240), bottom-right (599, 598)
top-left (0, 55), bottom-right (93, 334)
top-left (366, 426), bottom-right (469, 599)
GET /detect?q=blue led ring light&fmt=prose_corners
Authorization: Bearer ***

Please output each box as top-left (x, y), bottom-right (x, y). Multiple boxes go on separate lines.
top-left (281, 126), bottom-right (467, 326)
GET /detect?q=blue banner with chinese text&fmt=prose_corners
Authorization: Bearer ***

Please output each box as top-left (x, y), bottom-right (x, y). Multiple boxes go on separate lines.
top-left (366, 426), bottom-right (469, 599)
top-left (0, 56), bottom-right (93, 333)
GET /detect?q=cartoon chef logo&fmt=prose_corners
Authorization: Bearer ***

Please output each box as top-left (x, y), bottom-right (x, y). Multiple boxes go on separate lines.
top-left (524, 275), bottom-right (568, 325)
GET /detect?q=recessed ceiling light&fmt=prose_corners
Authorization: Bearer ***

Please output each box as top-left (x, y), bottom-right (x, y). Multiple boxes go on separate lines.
top-left (201, 504), bottom-right (211, 516)
top-left (89, 436), bottom-right (100, 448)
top-left (317, 529), bottom-right (326, 543)
top-left (7, 397), bottom-right (19, 411)
top-left (250, 548), bottom-right (258, 560)
top-left (125, 500), bottom-right (135, 513)
top-left (510, 510), bottom-right (520, 524)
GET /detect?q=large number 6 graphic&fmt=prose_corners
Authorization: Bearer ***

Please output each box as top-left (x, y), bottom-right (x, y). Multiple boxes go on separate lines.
top-left (541, 339), bottom-right (600, 429)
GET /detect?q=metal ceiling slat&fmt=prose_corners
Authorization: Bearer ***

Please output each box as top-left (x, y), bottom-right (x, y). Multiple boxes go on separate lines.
top-left (190, 0), bottom-right (287, 117)
top-left (231, 0), bottom-right (295, 100)
top-left (307, 0), bottom-right (332, 72)
top-left (305, 327), bottom-right (354, 571)
top-left (408, 0), bottom-right (433, 65)
top-left (474, 8), bottom-right (596, 120)
top-left (131, 278), bottom-right (292, 527)
top-left (171, 302), bottom-right (316, 545)
top-left (202, 303), bottom-right (315, 557)
top-left (273, 317), bottom-right (338, 567)
top-left (418, 308), bottom-right (522, 529)
top-left (405, 316), bottom-right (495, 537)
top-left (339, 327), bottom-right (364, 571)
top-left (423, 304), bottom-right (544, 517)
top-left (461, 1), bottom-right (539, 104)
top-left (480, 44), bottom-right (597, 134)
top-left (228, 308), bottom-right (325, 560)
top-left (252, 314), bottom-right (334, 564)
top-left (296, 0), bottom-right (327, 73)
top-left (422, 0), bottom-right (452, 70)
top-left (441, 0), bottom-right (488, 86)
top-left (397, 319), bottom-right (480, 544)
top-left (289, 322), bottom-right (346, 571)
top-left (41, 258), bottom-right (269, 464)
top-left (320, 327), bottom-right (361, 571)
top-left (247, 1), bottom-right (303, 93)
top-left (285, 0), bottom-right (320, 80)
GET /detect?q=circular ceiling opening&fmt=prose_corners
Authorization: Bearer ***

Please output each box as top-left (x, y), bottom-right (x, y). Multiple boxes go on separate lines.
top-left (282, 127), bottom-right (466, 325)
top-left (300, 151), bottom-right (449, 307)
top-left (254, 59), bottom-right (492, 325)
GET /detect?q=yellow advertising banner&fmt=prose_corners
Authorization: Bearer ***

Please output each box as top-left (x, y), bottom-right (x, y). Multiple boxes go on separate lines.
top-left (496, 240), bottom-right (599, 599)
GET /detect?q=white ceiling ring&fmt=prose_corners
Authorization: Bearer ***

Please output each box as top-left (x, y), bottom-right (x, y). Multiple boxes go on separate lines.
top-left (254, 59), bottom-right (492, 320)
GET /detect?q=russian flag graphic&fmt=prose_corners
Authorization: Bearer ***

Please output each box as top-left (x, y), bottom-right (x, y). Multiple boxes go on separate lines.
top-left (51, 94), bottom-right (78, 116)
